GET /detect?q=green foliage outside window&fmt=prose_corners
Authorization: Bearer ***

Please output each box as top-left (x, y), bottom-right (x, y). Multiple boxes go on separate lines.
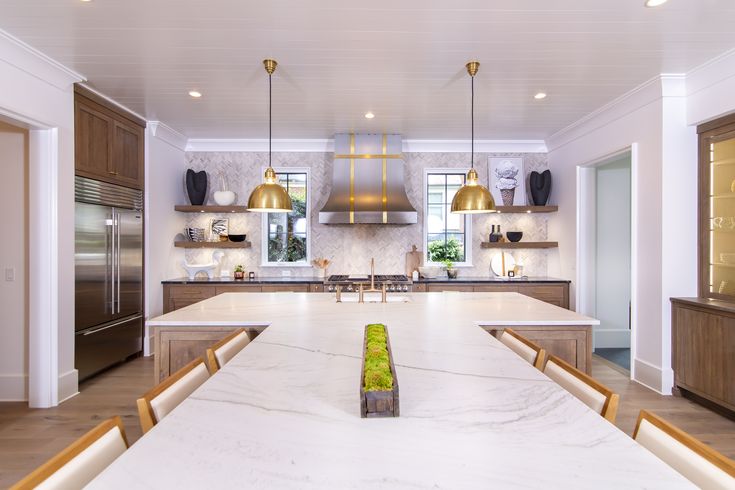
top-left (428, 238), bottom-right (463, 262)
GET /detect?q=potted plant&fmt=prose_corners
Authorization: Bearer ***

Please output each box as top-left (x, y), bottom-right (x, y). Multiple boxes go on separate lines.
top-left (360, 324), bottom-right (399, 418)
top-left (233, 265), bottom-right (245, 280)
top-left (443, 260), bottom-right (458, 279)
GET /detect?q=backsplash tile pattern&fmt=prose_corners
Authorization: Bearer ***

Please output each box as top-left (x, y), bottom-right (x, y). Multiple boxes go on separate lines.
top-left (181, 151), bottom-right (551, 278)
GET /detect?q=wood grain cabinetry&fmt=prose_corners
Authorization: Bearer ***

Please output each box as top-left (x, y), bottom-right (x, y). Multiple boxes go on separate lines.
top-left (163, 283), bottom-right (319, 313)
top-left (74, 85), bottom-right (145, 189)
top-left (671, 298), bottom-right (735, 411)
top-left (418, 282), bottom-right (569, 308)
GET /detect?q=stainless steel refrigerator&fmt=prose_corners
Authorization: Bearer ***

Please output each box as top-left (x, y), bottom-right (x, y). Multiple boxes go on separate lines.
top-left (75, 176), bottom-right (143, 380)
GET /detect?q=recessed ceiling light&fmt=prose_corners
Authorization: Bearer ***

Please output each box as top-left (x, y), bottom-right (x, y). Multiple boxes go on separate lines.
top-left (188, 90), bottom-right (202, 98)
top-left (534, 92), bottom-right (547, 100)
top-left (364, 112), bottom-right (375, 119)
top-left (80, 0), bottom-right (92, 2)
top-left (644, 0), bottom-right (668, 7)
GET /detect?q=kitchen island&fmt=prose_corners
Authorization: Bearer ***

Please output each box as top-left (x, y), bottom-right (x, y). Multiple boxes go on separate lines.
top-left (93, 292), bottom-right (691, 489)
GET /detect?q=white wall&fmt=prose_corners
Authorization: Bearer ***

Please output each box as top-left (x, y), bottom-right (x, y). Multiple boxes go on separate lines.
top-left (0, 31), bottom-right (82, 405)
top-left (144, 123), bottom-right (188, 353)
top-left (547, 76), bottom-right (698, 393)
top-left (594, 156), bottom-right (631, 349)
top-left (0, 121), bottom-right (28, 400)
top-left (687, 48), bottom-right (735, 126)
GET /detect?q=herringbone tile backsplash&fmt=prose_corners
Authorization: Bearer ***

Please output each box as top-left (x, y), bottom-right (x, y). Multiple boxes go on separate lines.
top-left (182, 151), bottom-right (551, 278)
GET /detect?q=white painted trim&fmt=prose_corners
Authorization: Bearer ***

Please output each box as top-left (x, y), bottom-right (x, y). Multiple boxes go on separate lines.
top-left (57, 369), bottom-right (79, 403)
top-left (633, 357), bottom-right (667, 394)
top-left (186, 138), bottom-right (547, 154)
top-left (686, 45), bottom-right (735, 89)
top-left (0, 29), bottom-right (85, 89)
top-left (77, 83), bottom-right (147, 123)
top-left (422, 168), bottom-right (473, 267)
top-left (0, 374), bottom-right (28, 401)
top-left (28, 128), bottom-right (59, 408)
top-left (148, 121), bottom-right (188, 151)
top-left (260, 167), bottom-right (312, 267)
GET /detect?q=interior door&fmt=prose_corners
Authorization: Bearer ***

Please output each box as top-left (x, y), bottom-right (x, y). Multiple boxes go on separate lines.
top-left (75, 202), bottom-right (114, 331)
top-left (116, 209), bottom-right (143, 318)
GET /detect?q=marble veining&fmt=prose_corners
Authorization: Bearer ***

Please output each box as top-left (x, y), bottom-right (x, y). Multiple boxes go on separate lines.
top-left (90, 293), bottom-right (692, 489)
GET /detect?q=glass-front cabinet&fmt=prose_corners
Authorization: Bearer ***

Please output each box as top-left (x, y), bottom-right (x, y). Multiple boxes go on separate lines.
top-left (699, 117), bottom-right (735, 300)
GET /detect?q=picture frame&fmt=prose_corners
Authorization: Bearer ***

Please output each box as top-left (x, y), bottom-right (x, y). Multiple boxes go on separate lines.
top-left (210, 218), bottom-right (229, 239)
top-left (488, 157), bottom-right (527, 206)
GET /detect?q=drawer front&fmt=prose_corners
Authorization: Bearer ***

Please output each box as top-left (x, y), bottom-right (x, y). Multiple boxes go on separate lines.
top-left (412, 284), bottom-right (427, 292)
top-left (262, 285), bottom-right (309, 292)
top-left (309, 284), bottom-right (325, 293)
top-left (168, 285), bottom-right (216, 299)
top-left (215, 285), bottom-right (262, 294)
top-left (517, 285), bottom-right (567, 308)
top-left (473, 285), bottom-right (518, 293)
top-left (427, 284), bottom-right (475, 292)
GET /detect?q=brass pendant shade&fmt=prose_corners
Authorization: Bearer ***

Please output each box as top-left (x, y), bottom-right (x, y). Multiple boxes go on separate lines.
top-left (451, 61), bottom-right (496, 214)
top-left (247, 59), bottom-right (293, 213)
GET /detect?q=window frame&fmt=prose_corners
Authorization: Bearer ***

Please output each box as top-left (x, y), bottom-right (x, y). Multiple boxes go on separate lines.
top-left (260, 167), bottom-right (312, 267)
top-left (423, 168), bottom-right (473, 267)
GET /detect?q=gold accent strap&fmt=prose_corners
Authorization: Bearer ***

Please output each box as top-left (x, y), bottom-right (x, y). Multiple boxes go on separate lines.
top-left (349, 134), bottom-right (355, 224)
top-left (382, 134), bottom-right (387, 224)
top-left (335, 154), bottom-right (402, 159)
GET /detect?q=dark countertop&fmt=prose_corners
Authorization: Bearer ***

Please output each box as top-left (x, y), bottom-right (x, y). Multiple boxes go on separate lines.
top-left (414, 276), bottom-right (570, 284)
top-left (671, 297), bottom-right (735, 315)
top-left (163, 276), bottom-right (570, 285)
top-left (162, 276), bottom-right (325, 285)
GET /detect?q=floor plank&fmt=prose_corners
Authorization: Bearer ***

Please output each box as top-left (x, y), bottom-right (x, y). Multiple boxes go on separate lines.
top-left (0, 355), bottom-right (733, 487)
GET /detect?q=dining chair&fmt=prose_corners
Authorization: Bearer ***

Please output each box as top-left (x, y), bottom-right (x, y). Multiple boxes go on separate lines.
top-left (498, 328), bottom-right (546, 369)
top-left (137, 357), bottom-right (210, 434)
top-left (11, 416), bottom-right (128, 490)
top-left (206, 328), bottom-right (250, 373)
top-left (543, 354), bottom-right (620, 422)
top-left (633, 410), bottom-right (735, 489)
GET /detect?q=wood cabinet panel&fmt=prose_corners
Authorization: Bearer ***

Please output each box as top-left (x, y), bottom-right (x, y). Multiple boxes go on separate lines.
top-left (672, 300), bottom-right (735, 411)
top-left (112, 120), bottom-right (144, 188)
top-left (163, 283), bottom-right (319, 313)
top-left (262, 285), bottom-right (310, 292)
top-left (427, 285), bottom-right (475, 292)
top-left (75, 100), bottom-right (113, 179)
top-left (215, 285), bottom-right (262, 294)
top-left (517, 284), bottom-right (569, 309)
top-left (473, 285), bottom-right (518, 293)
top-left (417, 282), bottom-right (569, 308)
top-left (310, 284), bottom-right (325, 293)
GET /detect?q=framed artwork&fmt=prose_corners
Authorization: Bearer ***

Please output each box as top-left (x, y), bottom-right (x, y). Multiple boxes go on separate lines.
top-left (210, 218), bottom-right (229, 239)
top-left (489, 157), bottom-right (527, 206)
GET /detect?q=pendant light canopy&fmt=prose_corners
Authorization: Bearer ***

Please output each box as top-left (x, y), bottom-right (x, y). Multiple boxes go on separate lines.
top-left (247, 59), bottom-right (293, 213)
top-left (451, 61), bottom-right (496, 214)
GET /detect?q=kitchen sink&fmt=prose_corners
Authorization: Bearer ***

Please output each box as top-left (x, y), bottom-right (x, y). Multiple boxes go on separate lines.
top-left (338, 293), bottom-right (411, 303)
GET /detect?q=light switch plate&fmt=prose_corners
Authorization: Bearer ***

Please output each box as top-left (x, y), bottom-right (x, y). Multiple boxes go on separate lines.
top-left (5, 268), bottom-right (15, 282)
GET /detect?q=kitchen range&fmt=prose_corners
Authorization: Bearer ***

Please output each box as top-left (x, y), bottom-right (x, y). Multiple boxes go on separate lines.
top-left (324, 274), bottom-right (412, 293)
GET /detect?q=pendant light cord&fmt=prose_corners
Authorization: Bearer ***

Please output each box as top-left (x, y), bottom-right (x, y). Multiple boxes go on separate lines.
top-left (471, 73), bottom-right (474, 169)
top-left (268, 72), bottom-right (272, 168)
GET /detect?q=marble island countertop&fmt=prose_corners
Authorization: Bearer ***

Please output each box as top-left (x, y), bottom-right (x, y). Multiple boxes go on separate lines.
top-left (93, 293), bottom-right (691, 489)
top-left (161, 276), bottom-right (570, 284)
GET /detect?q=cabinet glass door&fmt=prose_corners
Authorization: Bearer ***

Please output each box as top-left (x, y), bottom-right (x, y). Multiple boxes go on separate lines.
top-left (707, 130), bottom-right (735, 298)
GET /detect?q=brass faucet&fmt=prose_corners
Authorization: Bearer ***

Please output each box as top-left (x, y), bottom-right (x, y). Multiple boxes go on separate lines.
top-left (358, 258), bottom-right (387, 303)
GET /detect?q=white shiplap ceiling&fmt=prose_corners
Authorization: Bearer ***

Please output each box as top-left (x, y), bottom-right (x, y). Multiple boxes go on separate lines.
top-left (1, 0), bottom-right (734, 139)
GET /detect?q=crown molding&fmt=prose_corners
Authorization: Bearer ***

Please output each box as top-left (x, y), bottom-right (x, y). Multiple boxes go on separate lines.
top-left (186, 138), bottom-right (547, 153)
top-left (77, 83), bottom-right (147, 124)
top-left (148, 121), bottom-right (188, 151)
top-left (0, 28), bottom-right (85, 90)
top-left (547, 74), bottom-right (685, 152)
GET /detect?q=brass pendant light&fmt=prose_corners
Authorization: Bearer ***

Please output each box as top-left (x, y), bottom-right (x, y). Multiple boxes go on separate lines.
top-left (247, 59), bottom-right (293, 213)
top-left (450, 61), bottom-right (496, 214)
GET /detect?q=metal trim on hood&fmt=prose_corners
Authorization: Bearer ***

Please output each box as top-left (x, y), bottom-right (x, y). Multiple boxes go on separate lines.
top-left (319, 133), bottom-right (417, 225)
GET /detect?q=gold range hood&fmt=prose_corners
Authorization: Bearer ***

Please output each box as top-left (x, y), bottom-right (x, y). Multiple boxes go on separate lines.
top-left (319, 133), bottom-right (418, 225)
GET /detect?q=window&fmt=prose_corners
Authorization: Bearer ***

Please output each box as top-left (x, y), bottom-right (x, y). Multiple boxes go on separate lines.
top-left (424, 170), bottom-right (471, 265)
top-left (262, 170), bottom-right (309, 265)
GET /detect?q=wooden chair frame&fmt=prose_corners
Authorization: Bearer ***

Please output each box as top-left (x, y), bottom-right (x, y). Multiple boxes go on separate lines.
top-left (137, 357), bottom-right (208, 434)
top-left (544, 354), bottom-right (620, 422)
top-left (11, 416), bottom-right (128, 490)
top-left (634, 410), bottom-right (735, 478)
top-left (206, 328), bottom-right (247, 373)
top-left (501, 328), bottom-right (546, 370)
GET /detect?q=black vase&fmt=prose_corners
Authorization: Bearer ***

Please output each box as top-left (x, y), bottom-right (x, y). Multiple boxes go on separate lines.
top-left (186, 169), bottom-right (208, 205)
top-left (529, 170), bottom-right (552, 206)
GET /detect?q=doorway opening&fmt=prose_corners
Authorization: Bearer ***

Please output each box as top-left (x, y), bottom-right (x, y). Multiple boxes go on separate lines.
top-left (577, 149), bottom-right (634, 372)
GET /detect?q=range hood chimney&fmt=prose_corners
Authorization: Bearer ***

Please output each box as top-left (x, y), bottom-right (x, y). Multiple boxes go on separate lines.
top-left (319, 133), bottom-right (417, 225)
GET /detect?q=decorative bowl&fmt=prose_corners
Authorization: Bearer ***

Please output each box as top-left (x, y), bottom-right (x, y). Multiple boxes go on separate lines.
top-left (506, 231), bottom-right (523, 242)
top-left (185, 227), bottom-right (205, 242)
top-left (418, 266), bottom-right (441, 279)
top-left (228, 234), bottom-right (247, 242)
top-left (214, 190), bottom-right (236, 206)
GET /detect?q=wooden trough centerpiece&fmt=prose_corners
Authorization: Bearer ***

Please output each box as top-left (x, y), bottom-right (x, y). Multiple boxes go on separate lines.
top-left (360, 324), bottom-right (400, 418)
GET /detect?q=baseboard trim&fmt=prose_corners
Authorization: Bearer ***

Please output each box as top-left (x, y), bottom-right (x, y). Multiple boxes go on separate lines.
top-left (0, 374), bottom-right (29, 401)
top-left (58, 369), bottom-right (79, 403)
top-left (632, 358), bottom-right (668, 394)
top-left (593, 329), bottom-right (631, 348)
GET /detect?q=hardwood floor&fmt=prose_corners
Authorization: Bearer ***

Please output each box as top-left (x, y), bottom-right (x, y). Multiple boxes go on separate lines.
top-left (0, 355), bottom-right (733, 487)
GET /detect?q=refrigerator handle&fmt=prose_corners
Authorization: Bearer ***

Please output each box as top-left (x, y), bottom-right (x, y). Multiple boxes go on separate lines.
top-left (117, 210), bottom-right (121, 314)
top-left (111, 208), bottom-right (116, 313)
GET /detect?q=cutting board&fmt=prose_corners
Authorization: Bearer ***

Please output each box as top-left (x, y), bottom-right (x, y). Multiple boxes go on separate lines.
top-left (405, 245), bottom-right (422, 277)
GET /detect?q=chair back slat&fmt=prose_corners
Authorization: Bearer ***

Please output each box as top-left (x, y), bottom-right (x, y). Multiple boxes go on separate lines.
top-left (499, 328), bottom-right (546, 369)
top-left (206, 329), bottom-right (250, 373)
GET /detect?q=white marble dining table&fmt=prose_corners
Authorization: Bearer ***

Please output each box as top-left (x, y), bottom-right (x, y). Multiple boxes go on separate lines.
top-left (88, 292), bottom-right (693, 489)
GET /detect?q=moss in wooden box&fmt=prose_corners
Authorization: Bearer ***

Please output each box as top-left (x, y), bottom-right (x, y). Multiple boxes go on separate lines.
top-left (363, 324), bottom-right (393, 391)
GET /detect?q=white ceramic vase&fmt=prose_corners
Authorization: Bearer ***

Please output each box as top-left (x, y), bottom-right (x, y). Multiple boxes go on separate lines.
top-left (213, 190), bottom-right (236, 206)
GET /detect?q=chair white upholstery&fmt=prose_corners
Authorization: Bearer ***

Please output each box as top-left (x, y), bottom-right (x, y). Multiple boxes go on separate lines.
top-left (543, 355), bottom-right (619, 422)
top-left (12, 417), bottom-right (128, 490)
top-left (207, 329), bottom-right (250, 373)
top-left (499, 329), bottom-right (542, 367)
top-left (634, 411), bottom-right (735, 489)
top-left (137, 357), bottom-right (210, 433)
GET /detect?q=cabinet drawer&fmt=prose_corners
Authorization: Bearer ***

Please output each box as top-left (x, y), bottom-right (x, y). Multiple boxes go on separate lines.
top-left (473, 285), bottom-right (518, 293)
top-left (215, 285), bottom-right (262, 294)
top-left (427, 284), bottom-right (475, 292)
top-left (168, 285), bottom-right (216, 299)
top-left (412, 284), bottom-right (427, 292)
top-left (262, 285), bottom-right (309, 292)
top-left (309, 284), bottom-right (325, 293)
top-left (517, 285), bottom-right (567, 308)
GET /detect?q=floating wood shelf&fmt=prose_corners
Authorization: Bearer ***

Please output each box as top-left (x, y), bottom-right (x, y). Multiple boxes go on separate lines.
top-left (481, 241), bottom-right (558, 249)
top-left (174, 205), bottom-right (248, 213)
top-left (174, 241), bottom-right (251, 249)
top-left (493, 206), bottom-right (558, 213)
